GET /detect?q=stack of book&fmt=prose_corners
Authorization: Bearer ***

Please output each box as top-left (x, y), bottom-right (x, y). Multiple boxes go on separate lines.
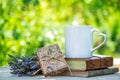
top-left (63, 56), bottom-right (119, 77)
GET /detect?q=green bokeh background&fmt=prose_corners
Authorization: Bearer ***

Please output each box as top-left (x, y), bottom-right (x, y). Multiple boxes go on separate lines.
top-left (0, 0), bottom-right (120, 66)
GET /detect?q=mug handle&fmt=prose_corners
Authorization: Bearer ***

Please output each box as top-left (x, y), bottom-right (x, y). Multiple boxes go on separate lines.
top-left (91, 29), bottom-right (107, 52)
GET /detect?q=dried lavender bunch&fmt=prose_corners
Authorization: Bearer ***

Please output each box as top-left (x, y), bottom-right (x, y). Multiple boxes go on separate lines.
top-left (8, 54), bottom-right (42, 77)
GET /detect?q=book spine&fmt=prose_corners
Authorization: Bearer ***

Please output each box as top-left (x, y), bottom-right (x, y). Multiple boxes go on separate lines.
top-left (100, 57), bottom-right (113, 68)
top-left (88, 67), bottom-right (119, 77)
top-left (86, 57), bottom-right (101, 70)
top-left (86, 57), bottom-right (113, 70)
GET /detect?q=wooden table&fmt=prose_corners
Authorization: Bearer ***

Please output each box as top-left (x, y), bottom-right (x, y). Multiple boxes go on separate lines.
top-left (0, 66), bottom-right (120, 80)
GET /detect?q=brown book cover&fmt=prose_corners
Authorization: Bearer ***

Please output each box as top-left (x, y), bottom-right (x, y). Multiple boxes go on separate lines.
top-left (65, 56), bottom-right (113, 71)
top-left (62, 67), bottom-right (119, 77)
top-left (99, 56), bottom-right (113, 68)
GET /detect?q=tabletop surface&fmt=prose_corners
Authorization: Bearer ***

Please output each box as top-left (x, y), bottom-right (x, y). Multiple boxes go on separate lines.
top-left (0, 66), bottom-right (120, 80)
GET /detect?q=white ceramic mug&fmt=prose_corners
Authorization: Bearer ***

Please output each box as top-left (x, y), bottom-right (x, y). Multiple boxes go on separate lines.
top-left (65, 26), bottom-right (107, 58)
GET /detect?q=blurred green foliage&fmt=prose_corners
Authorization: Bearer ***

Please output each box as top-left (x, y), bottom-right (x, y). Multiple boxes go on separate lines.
top-left (0, 0), bottom-right (120, 66)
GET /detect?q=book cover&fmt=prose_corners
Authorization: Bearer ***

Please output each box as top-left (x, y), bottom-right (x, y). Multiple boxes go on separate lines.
top-left (62, 67), bottom-right (119, 77)
top-left (65, 56), bottom-right (113, 71)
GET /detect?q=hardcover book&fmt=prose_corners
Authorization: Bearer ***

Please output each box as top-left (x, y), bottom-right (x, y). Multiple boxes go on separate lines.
top-left (65, 56), bottom-right (113, 71)
top-left (62, 67), bottom-right (119, 77)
